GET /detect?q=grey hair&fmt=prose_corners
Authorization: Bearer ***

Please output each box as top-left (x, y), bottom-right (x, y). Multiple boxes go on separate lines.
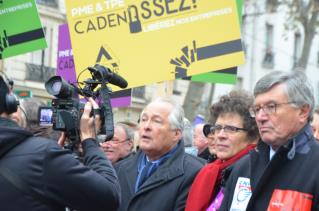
top-left (182, 118), bottom-right (193, 146)
top-left (254, 70), bottom-right (314, 121)
top-left (20, 97), bottom-right (46, 126)
top-left (115, 122), bottom-right (135, 141)
top-left (144, 97), bottom-right (185, 131)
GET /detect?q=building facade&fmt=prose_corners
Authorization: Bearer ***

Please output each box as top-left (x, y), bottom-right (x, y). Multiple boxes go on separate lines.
top-left (212, 0), bottom-right (319, 105)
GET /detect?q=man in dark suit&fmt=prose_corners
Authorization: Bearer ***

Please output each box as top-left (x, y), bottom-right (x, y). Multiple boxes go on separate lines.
top-left (115, 97), bottom-right (204, 211)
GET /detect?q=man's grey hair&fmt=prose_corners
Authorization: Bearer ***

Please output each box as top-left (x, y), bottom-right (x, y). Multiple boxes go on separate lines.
top-left (116, 122), bottom-right (135, 141)
top-left (182, 118), bottom-right (193, 147)
top-left (143, 97), bottom-right (185, 131)
top-left (254, 70), bottom-right (314, 121)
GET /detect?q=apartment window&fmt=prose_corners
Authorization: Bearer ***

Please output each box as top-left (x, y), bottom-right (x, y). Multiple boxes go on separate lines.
top-left (266, 0), bottom-right (278, 13)
top-left (293, 32), bottom-right (301, 68)
top-left (234, 77), bottom-right (243, 90)
top-left (36, 0), bottom-right (58, 8)
top-left (30, 27), bottom-right (49, 66)
top-left (30, 49), bottom-right (43, 66)
top-left (262, 23), bottom-right (274, 68)
top-left (132, 86), bottom-right (145, 99)
top-left (173, 81), bottom-right (181, 95)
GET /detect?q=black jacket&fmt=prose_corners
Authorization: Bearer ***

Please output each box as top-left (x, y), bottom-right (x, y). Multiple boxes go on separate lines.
top-left (115, 140), bottom-right (204, 211)
top-left (220, 124), bottom-right (319, 211)
top-left (0, 118), bottom-right (120, 211)
top-left (198, 147), bottom-right (211, 161)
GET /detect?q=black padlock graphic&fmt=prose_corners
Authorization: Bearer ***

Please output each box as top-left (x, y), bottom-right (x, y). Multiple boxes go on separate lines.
top-left (127, 5), bottom-right (142, 33)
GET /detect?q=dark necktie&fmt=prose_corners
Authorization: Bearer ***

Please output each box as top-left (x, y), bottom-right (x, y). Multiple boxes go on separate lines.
top-left (137, 161), bottom-right (153, 189)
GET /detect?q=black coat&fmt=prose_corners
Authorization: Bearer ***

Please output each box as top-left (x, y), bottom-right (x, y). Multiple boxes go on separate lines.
top-left (115, 141), bottom-right (205, 211)
top-left (0, 119), bottom-right (120, 211)
top-left (198, 147), bottom-right (212, 161)
top-left (220, 125), bottom-right (319, 211)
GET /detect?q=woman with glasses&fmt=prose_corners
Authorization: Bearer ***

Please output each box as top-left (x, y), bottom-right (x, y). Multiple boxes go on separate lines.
top-left (185, 90), bottom-right (260, 211)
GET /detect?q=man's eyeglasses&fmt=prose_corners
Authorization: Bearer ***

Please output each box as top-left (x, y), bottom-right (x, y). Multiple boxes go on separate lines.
top-left (214, 124), bottom-right (247, 134)
top-left (249, 102), bottom-right (295, 117)
top-left (108, 138), bottom-right (130, 144)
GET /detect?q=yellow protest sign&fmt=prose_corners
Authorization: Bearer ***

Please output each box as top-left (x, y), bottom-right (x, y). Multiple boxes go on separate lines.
top-left (65, 0), bottom-right (244, 91)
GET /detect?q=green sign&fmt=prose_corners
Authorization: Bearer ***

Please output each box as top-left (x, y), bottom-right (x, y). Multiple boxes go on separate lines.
top-left (14, 90), bottom-right (32, 98)
top-left (191, 67), bottom-right (238, 84)
top-left (236, 0), bottom-right (244, 25)
top-left (0, 0), bottom-right (47, 59)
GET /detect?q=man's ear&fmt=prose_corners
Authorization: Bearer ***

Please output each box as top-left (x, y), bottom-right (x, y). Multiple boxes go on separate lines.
top-left (173, 129), bottom-right (182, 142)
top-left (299, 104), bottom-right (311, 123)
top-left (128, 140), bottom-right (134, 151)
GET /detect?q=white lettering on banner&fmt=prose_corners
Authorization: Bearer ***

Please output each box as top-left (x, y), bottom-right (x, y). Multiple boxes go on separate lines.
top-left (143, 8), bottom-right (232, 33)
top-left (71, 1), bottom-right (126, 18)
top-left (59, 50), bottom-right (71, 57)
top-left (71, 4), bottom-right (94, 17)
top-left (230, 177), bottom-right (252, 211)
top-left (103, 0), bottom-right (125, 9)
top-left (0, 2), bottom-right (33, 15)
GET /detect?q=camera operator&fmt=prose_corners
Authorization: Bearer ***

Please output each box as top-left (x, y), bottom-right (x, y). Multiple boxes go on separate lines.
top-left (0, 76), bottom-right (120, 211)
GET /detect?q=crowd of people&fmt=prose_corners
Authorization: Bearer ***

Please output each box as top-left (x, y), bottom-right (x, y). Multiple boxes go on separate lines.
top-left (1, 70), bottom-right (319, 210)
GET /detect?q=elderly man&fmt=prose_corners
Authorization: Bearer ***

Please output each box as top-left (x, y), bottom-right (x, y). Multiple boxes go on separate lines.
top-left (115, 98), bottom-right (204, 211)
top-left (193, 123), bottom-right (211, 160)
top-left (220, 71), bottom-right (319, 211)
top-left (100, 123), bottom-right (134, 164)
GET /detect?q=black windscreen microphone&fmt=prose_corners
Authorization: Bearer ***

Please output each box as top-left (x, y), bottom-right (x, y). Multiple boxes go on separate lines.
top-left (88, 64), bottom-right (128, 88)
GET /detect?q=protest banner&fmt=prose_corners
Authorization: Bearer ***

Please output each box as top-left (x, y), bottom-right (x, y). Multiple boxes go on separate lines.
top-left (57, 24), bottom-right (131, 107)
top-left (65, 0), bottom-right (245, 91)
top-left (188, 0), bottom-right (244, 84)
top-left (0, 0), bottom-right (46, 59)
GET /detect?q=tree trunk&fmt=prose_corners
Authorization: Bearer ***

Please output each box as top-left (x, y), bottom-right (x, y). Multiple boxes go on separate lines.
top-left (204, 84), bottom-right (215, 121)
top-left (297, 10), bottom-right (318, 69)
top-left (183, 81), bottom-right (205, 122)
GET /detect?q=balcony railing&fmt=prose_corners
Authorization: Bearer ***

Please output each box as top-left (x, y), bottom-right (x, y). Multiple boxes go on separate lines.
top-left (25, 63), bottom-right (56, 82)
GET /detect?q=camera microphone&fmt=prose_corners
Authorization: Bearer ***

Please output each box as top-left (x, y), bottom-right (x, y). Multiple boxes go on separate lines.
top-left (108, 72), bottom-right (128, 88)
top-left (88, 64), bottom-right (128, 88)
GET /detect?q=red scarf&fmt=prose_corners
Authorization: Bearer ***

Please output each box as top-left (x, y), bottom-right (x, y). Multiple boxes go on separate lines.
top-left (185, 144), bottom-right (256, 211)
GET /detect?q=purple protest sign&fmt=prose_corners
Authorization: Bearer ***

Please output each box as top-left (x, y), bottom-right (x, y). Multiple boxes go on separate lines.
top-left (110, 89), bottom-right (132, 108)
top-left (56, 24), bottom-right (131, 107)
top-left (57, 24), bottom-right (76, 84)
top-left (110, 96), bottom-right (131, 107)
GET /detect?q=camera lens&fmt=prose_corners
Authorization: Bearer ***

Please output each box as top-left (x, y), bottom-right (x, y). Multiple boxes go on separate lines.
top-left (51, 81), bottom-right (62, 95)
top-left (45, 76), bottom-right (75, 99)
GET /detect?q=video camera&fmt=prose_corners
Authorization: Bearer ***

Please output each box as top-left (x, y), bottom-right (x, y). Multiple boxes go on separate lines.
top-left (42, 64), bottom-right (128, 148)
